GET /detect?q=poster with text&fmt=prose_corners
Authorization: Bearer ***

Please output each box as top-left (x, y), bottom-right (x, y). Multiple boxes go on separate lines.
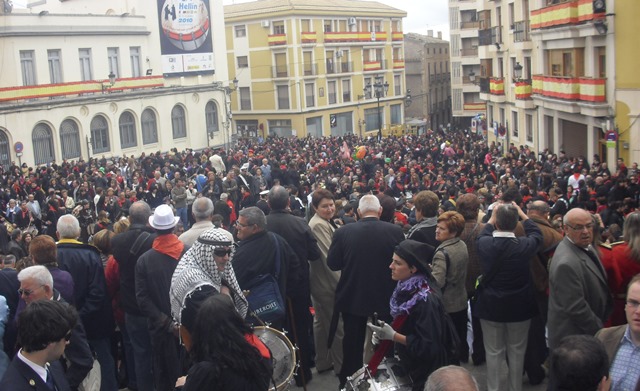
top-left (157, 0), bottom-right (215, 77)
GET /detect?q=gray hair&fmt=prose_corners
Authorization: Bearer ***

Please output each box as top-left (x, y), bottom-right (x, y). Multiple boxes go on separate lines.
top-left (57, 214), bottom-right (81, 239)
top-left (358, 194), bottom-right (381, 215)
top-left (268, 185), bottom-right (289, 211)
top-left (220, 193), bottom-right (228, 201)
top-left (192, 197), bottom-right (214, 221)
top-left (238, 206), bottom-right (266, 230)
top-left (129, 201), bottom-right (152, 225)
top-left (18, 265), bottom-right (54, 290)
top-left (424, 365), bottom-right (479, 391)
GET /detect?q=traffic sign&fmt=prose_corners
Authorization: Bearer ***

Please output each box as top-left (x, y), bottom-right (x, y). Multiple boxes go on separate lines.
top-left (14, 142), bottom-right (23, 153)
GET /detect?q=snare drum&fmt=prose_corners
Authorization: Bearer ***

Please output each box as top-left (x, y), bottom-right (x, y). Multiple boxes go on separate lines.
top-left (253, 326), bottom-right (296, 391)
top-left (345, 358), bottom-right (412, 391)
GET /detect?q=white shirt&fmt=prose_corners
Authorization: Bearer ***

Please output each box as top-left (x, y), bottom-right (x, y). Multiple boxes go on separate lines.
top-left (17, 349), bottom-right (48, 383)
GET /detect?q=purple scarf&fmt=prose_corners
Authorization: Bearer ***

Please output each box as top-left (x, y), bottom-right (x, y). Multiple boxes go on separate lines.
top-left (389, 274), bottom-right (432, 318)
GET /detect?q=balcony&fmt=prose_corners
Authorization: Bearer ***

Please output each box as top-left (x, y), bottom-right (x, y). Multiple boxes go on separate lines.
top-left (272, 66), bottom-right (288, 78)
top-left (479, 26), bottom-right (502, 46)
top-left (0, 76), bottom-right (165, 103)
top-left (515, 80), bottom-right (533, 99)
top-left (268, 34), bottom-right (287, 46)
top-left (303, 64), bottom-right (318, 76)
top-left (340, 62), bottom-right (354, 73)
top-left (513, 20), bottom-right (531, 42)
top-left (391, 31), bottom-right (404, 41)
top-left (463, 102), bottom-right (487, 112)
top-left (532, 75), bottom-right (606, 102)
top-left (460, 21), bottom-right (480, 29)
top-left (324, 31), bottom-right (388, 43)
top-left (393, 59), bottom-right (405, 69)
top-left (478, 77), bottom-right (491, 93)
top-left (363, 60), bottom-right (385, 71)
top-left (461, 47), bottom-right (478, 56)
top-left (301, 31), bottom-right (317, 44)
top-left (490, 78), bottom-right (505, 95)
top-left (531, 0), bottom-right (601, 30)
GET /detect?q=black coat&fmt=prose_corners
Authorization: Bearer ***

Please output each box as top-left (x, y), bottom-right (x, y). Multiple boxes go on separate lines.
top-left (57, 241), bottom-right (114, 339)
top-left (327, 217), bottom-right (405, 317)
top-left (111, 224), bottom-right (156, 315)
top-left (0, 268), bottom-right (19, 358)
top-left (0, 357), bottom-right (71, 391)
top-left (182, 358), bottom-right (272, 391)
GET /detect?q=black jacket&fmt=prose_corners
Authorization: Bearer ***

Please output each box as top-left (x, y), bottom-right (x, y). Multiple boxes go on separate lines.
top-left (112, 224), bottom-right (157, 315)
top-left (57, 240), bottom-right (114, 339)
top-left (0, 357), bottom-right (71, 391)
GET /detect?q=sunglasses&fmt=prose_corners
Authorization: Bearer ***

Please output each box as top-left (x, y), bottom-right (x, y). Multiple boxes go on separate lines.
top-left (213, 248), bottom-right (232, 257)
top-left (18, 285), bottom-right (44, 297)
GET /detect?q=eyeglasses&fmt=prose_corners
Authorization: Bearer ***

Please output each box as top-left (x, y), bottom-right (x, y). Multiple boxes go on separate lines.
top-left (235, 221), bottom-right (253, 228)
top-left (18, 285), bottom-right (44, 297)
top-left (626, 299), bottom-right (640, 310)
top-left (565, 223), bottom-right (595, 232)
top-left (213, 248), bottom-right (232, 257)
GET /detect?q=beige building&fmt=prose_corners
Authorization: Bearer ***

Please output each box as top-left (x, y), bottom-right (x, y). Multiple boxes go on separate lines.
top-left (404, 32), bottom-right (452, 133)
top-left (223, 0), bottom-right (409, 139)
top-left (0, 0), bottom-right (234, 167)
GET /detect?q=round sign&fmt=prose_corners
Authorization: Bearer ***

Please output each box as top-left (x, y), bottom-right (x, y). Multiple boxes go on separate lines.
top-left (14, 142), bottom-right (23, 153)
top-left (605, 131), bottom-right (618, 142)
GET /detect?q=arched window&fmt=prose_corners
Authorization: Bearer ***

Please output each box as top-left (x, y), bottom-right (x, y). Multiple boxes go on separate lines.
top-left (205, 101), bottom-right (219, 137)
top-left (90, 115), bottom-right (110, 153)
top-left (60, 119), bottom-right (81, 159)
top-left (32, 123), bottom-right (55, 165)
top-left (0, 130), bottom-right (10, 168)
top-left (171, 105), bottom-right (187, 139)
top-left (119, 111), bottom-right (137, 149)
top-left (141, 109), bottom-right (158, 145)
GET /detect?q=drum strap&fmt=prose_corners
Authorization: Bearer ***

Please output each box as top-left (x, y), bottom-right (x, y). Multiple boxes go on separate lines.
top-left (367, 314), bottom-right (408, 375)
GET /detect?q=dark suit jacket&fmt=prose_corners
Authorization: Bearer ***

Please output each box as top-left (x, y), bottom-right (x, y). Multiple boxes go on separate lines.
top-left (0, 356), bottom-right (71, 391)
top-left (548, 237), bottom-right (613, 349)
top-left (327, 217), bottom-right (404, 317)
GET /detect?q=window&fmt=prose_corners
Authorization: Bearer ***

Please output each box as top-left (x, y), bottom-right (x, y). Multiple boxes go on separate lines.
top-left (171, 105), bottom-right (187, 139)
top-left (32, 124), bottom-right (55, 165)
top-left (119, 112), bottom-right (137, 149)
top-left (141, 109), bottom-right (158, 145)
top-left (328, 81), bottom-right (337, 104)
top-left (20, 50), bottom-right (36, 86)
top-left (205, 101), bottom-right (219, 136)
top-left (364, 108), bottom-right (381, 132)
top-left (0, 130), bottom-right (10, 168)
top-left (108, 47), bottom-right (120, 78)
top-left (277, 85), bottom-right (290, 110)
top-left (324, 20), bottom-right (332, 33)
top-left (130, 47), bottom-right (141, 78)
top-left (60, 119), bottom-right (81, 159)
top-left (303, 51), bottom-right (313, 76)
top-left (391, 104), bottom-right (402, 125)
top-left (236, 120), bottom-right (259, 138)
top-left (301, 19), bottom-right (311, 32)
top-left (237, 56), bottom-right (248, 68)
top-left (488, 104), bottom-right (494, 124)
top-left (79, 49), bottom-right (93, 81)
top-left (305, 83), bottom-right (315, 107)
top-left (511, 111), bottom-right (519, 138)
top-left (526, 114), bottom-right (533, 142)
top-left (341, 79), bottom-right (351, 102)
top-left (235, 25), bottom-right (246, 38)
top-left (48, 50), bottom-right (62, 84)
top-left (239, 87), bottom-right (251, 110)
top-left (394, 74), bottom-right (401, 96)
top-left (90, 115), bottom-right (110, 153)
top-left (274, 52), bottom-right (287, 77)
top-left (268, 119), bottom-right (292, 137)
top-left (273, 21), bottom-right (285, 35)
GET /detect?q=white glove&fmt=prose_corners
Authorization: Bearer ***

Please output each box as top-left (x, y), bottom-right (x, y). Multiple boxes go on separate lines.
top-left (371, 331), bottom-right (380, 346)
top-left (367, 321), bottom-right (396, 341)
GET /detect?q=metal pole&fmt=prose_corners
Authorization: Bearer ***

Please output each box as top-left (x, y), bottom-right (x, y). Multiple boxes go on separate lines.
top-left (377, 91), bottom-right (382, 140)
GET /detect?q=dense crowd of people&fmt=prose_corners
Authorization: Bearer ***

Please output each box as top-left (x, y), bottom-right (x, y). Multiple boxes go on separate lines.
top-left (0, 127), bottom-right (639, 391)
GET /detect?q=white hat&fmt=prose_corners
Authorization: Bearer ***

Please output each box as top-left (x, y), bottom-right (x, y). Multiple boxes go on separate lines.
top-left (240, 163), bottom-right (250, 171)
top-left (259, 190), bottom-right (269, 196)
top-left (149, 204), bottom-right (180, 230)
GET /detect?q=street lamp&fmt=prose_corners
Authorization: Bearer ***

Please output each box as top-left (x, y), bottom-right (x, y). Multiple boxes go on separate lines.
top-left (364, 75), bottom-right (389, 139)
top-left (513, 62), bottom-right (523, 82)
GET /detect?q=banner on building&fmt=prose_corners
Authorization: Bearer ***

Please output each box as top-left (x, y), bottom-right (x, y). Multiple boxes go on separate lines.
top-left (157, 0), bottom-right (215, 77)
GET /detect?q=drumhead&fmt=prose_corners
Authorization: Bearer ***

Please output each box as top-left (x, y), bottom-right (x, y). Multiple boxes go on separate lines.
top-left (253, 326), bottom-right (296, 391)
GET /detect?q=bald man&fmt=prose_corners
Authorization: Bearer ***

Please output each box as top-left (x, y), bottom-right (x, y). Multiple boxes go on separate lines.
top-left (424, 365), bottom-right (479, 391)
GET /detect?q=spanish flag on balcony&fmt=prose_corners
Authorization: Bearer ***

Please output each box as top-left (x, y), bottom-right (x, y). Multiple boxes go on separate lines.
top-left (490, 78), bottom-right (505, 95)
top-left (515, 81), bottom-right (532, 100)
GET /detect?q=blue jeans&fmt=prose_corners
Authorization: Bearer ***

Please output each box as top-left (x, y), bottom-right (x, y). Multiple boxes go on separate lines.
top-left (89, 337), bottom-right (118, 391)
top-left (176, 207), bottom-right (189, 230)
top-left (125, 313), bottom-right (154, 391)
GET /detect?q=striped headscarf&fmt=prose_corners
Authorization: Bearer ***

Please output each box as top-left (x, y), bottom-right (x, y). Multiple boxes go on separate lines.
top-left (170, 228), bottom-right (248, 325)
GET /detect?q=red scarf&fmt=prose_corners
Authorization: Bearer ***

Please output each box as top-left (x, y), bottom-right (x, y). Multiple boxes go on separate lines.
top-left (152, 234), bottom-right (184, 260)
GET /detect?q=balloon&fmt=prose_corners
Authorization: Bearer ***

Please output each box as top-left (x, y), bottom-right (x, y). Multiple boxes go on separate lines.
top-left (385, 157), bottom-right (391, 164)
top-left (356, 146), bottom-right (367, 160)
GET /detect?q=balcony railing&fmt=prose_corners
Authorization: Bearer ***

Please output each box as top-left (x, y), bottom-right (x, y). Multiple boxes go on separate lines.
top-left (303, 64), bottom-right (318, 76)
top-left (324, 31), bottom-right (388, 43)
top-left (461, 47), bottom-right (478, 56)
top-left (515, 80), bottom-right (533, 99)
top-left (391, 31), bottom-right (404, 41)
top-left (490, 78), bottom-right (505, 95)
top-left (460, 21), bottom-right (480, 29)
top-left (268, 34), bottom-right (287, 46)
top-left (513, 20), bottom-right (531, 42)
top-left (479, 26), bottom-right (502, 46)
top-left (0, 76), bottom-right (165, 103)
top-left (272, 66), bottom-right (288, 78)
top-left (301, 31), bottom-right (317, 44)
top-left (532, 75), bottom-right (606, 102)
top-left (531, 0), bottom-right (601, 30)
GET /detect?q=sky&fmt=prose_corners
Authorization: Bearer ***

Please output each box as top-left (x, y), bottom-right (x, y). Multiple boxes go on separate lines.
top-left (222, 0), bottom-right (451, 41)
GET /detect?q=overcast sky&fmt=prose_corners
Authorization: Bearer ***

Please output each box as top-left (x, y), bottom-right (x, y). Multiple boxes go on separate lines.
top-left (222, 0), bottom-right (451, 41)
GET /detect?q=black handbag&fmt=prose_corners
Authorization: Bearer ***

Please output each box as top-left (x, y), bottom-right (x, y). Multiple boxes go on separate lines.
top-left (245, 233), bottom-right (285, 325)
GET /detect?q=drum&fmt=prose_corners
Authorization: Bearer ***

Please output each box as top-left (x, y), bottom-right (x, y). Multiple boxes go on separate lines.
top-left (253, 326), bottom-right (296, 391)
top-left (345, 358), bottom-right (412, 391)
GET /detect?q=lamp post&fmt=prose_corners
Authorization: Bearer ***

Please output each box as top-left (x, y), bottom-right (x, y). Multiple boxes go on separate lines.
top-left (211, 77), bottom-right (238, 150)
top-left (364, 75), bottom-right (389, 140)
top-left (513, 62), bottom-right (523, 81)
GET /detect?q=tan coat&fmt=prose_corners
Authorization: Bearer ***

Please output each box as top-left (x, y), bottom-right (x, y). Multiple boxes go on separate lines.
top-left (432, 237), bottom-right (469, 313)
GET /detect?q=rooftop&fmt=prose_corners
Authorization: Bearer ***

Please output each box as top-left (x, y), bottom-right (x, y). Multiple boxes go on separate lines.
top-left (224, 0), bottom-right (406, 20)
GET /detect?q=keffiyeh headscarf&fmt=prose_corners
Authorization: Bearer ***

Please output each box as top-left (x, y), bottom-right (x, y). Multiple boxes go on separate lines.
top-left (170, 228), bottom-right (248, 324)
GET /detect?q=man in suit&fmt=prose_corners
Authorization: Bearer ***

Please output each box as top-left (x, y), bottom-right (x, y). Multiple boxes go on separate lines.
top-left (596, 274), bottom-right (640, 391)
top-left (327, 194), bottom-right (405, 388)
top-left (548, 208), bottom-right (613, 350)
top-left (0, 300), bottom-right (76, 391)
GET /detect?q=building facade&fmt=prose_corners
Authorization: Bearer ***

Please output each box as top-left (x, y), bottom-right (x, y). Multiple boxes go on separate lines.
top-left (224, 0), bottom-right (409, 139)
top-left (404, 32), bottom-right (452, 133)
top-left (0, 0), bottom-right (234, 168)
